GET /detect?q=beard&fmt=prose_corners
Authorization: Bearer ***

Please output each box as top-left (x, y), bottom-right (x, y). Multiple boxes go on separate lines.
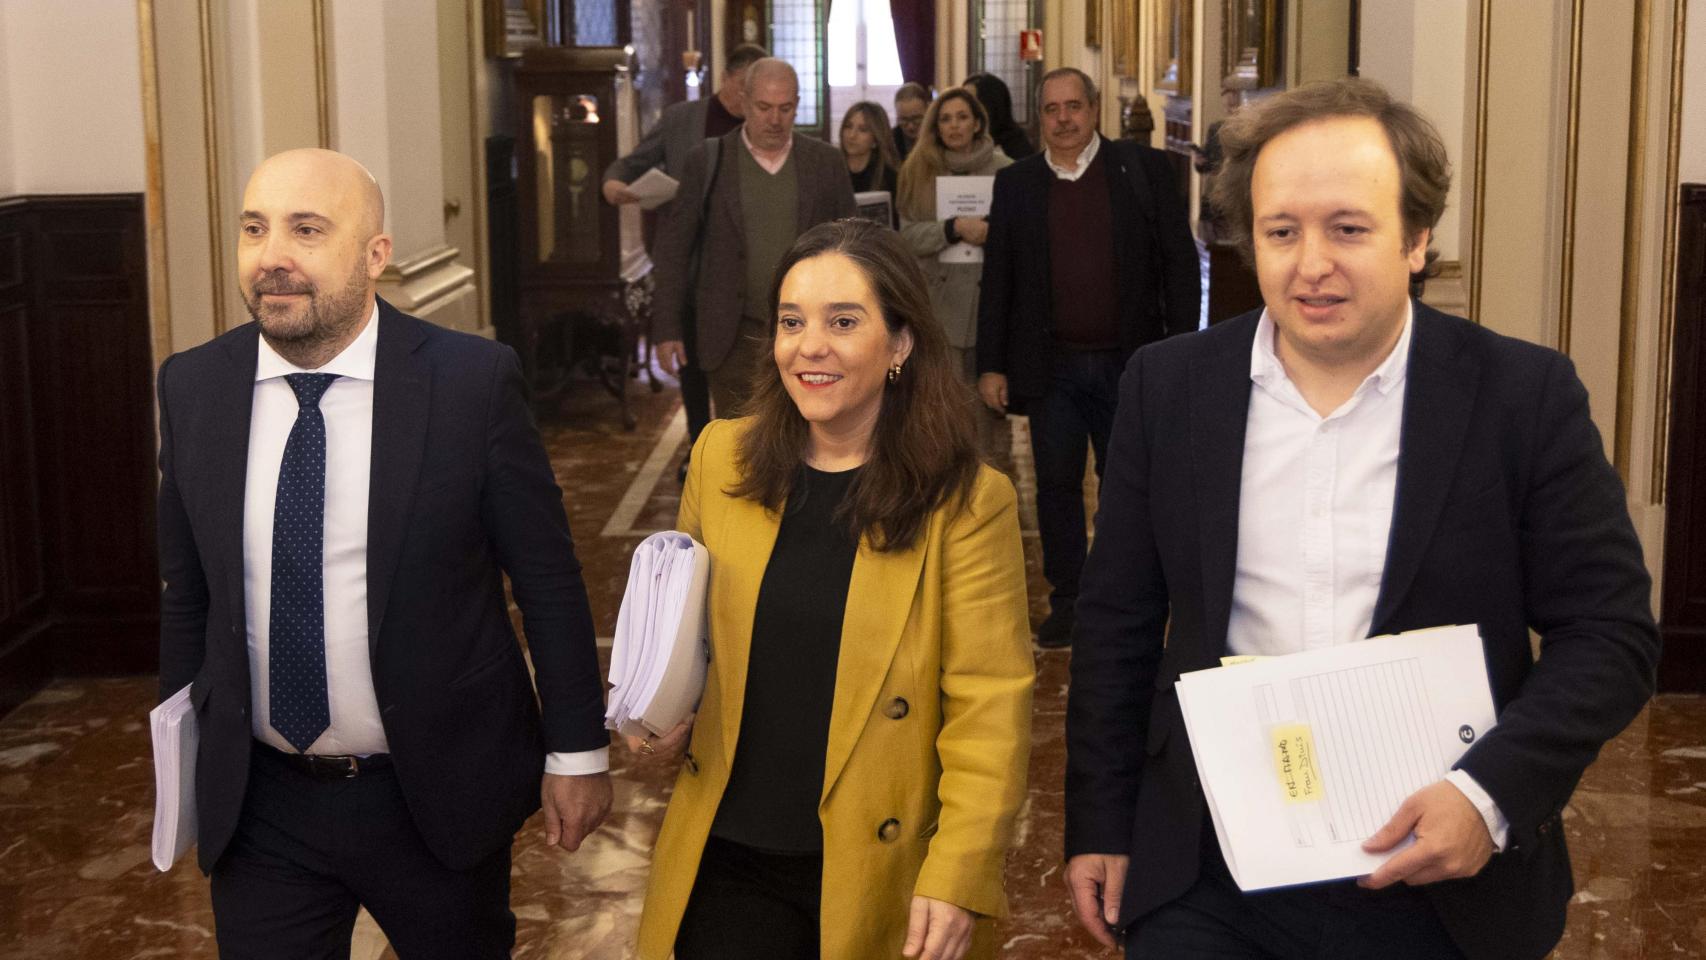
top-left (244, 257), bottom-right (370, 351)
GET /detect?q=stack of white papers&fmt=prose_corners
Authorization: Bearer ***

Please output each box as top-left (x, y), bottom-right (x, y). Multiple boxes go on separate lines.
top-left (626, 168), bottom-right (681, 210)
top-left (1175, 624), bottom-right (1497, 891)
top-left (605, 531), bottom-right (711, 739)
top-left (149, 684), bottom-right (199, 872)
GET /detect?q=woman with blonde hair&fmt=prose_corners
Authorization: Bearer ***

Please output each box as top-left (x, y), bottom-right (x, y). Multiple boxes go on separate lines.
top-left (632, 218), bottom-right (1033, 960)
top-left (896, 88), bottom-right (1011, 451)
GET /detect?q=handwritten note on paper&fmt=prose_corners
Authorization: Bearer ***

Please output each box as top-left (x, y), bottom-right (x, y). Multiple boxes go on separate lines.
top-left (1269, 723), bottom-right (1323, 805)
top-left (1176, 624), bottom-right (1497, 890)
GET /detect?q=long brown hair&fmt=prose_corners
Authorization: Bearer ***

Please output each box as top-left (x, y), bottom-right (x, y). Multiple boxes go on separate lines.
top-left (839, 101), bottom-right (899, 179)
top-left (896, 88), bottom-right (989, 221)
top-left (729, 219), bottom-right (982, 552)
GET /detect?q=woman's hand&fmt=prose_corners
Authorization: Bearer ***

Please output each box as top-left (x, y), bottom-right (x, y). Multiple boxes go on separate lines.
top-left (623, 714), bottom-right (694, 761)
top-left (902, 896), bottom-right (975, 960)
top-left (952, 217), bottom-right (989, 246)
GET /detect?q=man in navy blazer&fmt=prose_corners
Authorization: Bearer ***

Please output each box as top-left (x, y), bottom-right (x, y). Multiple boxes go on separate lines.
top-left (976, 68), bottom-right (1200, 649)
top-left (156, 149), bottom-right (611, 957)
top-left (1063, 79), bottom-right (1657, 959)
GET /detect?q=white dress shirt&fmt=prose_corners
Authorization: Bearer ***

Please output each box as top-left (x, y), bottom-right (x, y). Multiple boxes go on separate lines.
top-left (1228, 305), bottom-right (1508, 848)
top-left (741, 127), bottom-right (794, 175)
top-left (245, 304), bottom-right (608, 774)
top-left (1044, 131), bottom-right (1102, 182)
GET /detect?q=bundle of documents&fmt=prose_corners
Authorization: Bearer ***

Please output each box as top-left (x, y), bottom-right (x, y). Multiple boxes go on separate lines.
top-left (605, 531), bottom-right (711, 739)
top-left (1175, 624), bottom-right (1497, 891)
top-left (149, 684), bottom-right (199, 872)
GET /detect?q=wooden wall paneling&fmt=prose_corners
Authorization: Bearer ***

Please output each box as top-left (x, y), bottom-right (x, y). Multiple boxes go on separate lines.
top-left (0, 204), bottom-right (51, 717)
top-left (1659, 184), bottom-right (1706, 692)
top-left (30, 196), bottom-right (161, 676)
top-left (0, 193), bottom-right (159, 719)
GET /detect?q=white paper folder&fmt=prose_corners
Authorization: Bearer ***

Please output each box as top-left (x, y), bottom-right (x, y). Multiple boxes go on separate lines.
top-left (605, 531), bottom-right (710, 739)
top-left (149, 683), bottom-right (199, 872)
top-left (1174, 624), bottom-right (1497, 892)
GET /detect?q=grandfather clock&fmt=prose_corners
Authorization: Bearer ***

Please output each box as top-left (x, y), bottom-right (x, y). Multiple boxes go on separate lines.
top-left (513, 45), bottom-right (654, 427)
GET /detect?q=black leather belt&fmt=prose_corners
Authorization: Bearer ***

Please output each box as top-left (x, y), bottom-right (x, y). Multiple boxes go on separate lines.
top-left (256, 741), bottom-right (392, 780)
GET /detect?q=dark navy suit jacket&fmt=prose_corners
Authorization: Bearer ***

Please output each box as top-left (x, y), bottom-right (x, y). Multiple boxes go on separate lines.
top-left (1065, 304), bottom-right (1658, 959)
top-left (156, 299), bottom-right (607, 873)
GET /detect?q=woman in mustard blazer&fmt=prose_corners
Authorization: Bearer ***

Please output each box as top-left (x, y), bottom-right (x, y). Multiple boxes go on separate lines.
top-left (632, 219), bottom-right (1034, 960)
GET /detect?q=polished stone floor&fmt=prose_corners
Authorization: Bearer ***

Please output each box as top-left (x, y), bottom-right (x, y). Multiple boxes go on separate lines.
top-left (1, 376), bottom-right (1702, 959)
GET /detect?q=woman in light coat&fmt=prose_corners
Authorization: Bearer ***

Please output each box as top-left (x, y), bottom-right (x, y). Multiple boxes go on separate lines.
top-left (896, 89), bottom-right (1011, 452)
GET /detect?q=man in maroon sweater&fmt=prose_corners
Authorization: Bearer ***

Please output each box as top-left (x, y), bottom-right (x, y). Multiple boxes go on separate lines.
top-left (977, 68), bottom-right (1201, 649)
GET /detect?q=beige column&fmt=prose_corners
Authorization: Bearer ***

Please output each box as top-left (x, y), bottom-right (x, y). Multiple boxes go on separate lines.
top-left (327, 1), bottom-right (481, 334)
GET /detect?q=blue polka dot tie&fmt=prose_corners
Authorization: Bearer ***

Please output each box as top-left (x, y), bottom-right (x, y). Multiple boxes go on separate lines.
top-left (269, 372), bottom-right (338, 753)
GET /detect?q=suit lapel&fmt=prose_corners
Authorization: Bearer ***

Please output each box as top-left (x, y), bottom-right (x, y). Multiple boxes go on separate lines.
top-left (820, 534), bottom-right (926, 801)
top-left (365, 303), bottom-right (431, 656)
top-left (213, 326), bottom-right (261, 636)
top-left (1192, 317), bottom-right (1259, 657)
top-left (1372, 307), bottom-right (1480, 631)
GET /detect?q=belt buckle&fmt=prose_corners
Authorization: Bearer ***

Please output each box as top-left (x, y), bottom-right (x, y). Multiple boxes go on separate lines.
top-left (309, 754), bottom-right (359, 779)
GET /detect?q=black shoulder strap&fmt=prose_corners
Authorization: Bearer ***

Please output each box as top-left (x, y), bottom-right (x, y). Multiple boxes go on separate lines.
top-left (699, 137), bottom-right (722, 217)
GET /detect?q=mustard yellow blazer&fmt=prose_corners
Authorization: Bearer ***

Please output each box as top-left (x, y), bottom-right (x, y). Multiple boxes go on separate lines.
top-left (635, 418), bottom-right (1035, 959)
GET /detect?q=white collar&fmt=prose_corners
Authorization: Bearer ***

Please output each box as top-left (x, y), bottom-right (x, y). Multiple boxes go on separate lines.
top-left (1250, 300), bottom-right (1414, 398)
top-left (1045, 132), bottom-right (1102, 180)
top-left (254, 301), bottom-right (380, 382)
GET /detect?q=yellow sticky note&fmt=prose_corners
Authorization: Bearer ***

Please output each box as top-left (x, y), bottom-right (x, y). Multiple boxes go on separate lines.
top-left (1219, 655), bottom-right (1267, 667)
top-left (1270, 723), bottom-right (1325, 805)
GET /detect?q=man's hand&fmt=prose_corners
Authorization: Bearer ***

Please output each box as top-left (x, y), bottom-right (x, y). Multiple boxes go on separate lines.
top-left (1359, 780), bottom-right (1494, 889)
top-left (977, 373), bottom-right (1008, 414)
top-left (1065, 853), bottom-right (1129, 949)
top-left (902, 896), bottom-right (975, 960)
top-left (623, 714), bottom-right (694, 762)
top-left (602, 179), bottom-right (639, 206)
top-left (953, 216), bottom-right (990, 246)
top-left (655, 340), bottom-right (688, 376)
top-left (540, 771), bottom-right (613, 853)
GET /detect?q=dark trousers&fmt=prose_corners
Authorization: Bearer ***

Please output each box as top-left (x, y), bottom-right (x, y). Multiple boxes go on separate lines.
top-left (1028, 348), bottom-right (1124, 608)
top-left (675, 835), bottom-right (824, 960)
top-left (209, 743), bottom-right (514, 960)
top-left (1127, 828), bottom-right (1465, 960)
top-left (680, 310), bottom-right (711, 450)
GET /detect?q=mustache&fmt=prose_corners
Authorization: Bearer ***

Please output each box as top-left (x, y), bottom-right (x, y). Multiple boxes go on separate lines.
top-left (251, 272), bottom-right (314, 296)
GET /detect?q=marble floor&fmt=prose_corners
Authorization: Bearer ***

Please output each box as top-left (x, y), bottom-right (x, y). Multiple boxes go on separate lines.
top-left (1, 376), bottom-right (1703, 959)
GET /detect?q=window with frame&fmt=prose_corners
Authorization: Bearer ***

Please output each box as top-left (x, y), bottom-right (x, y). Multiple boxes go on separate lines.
top-left (768, 0), bottom-right (828, 133)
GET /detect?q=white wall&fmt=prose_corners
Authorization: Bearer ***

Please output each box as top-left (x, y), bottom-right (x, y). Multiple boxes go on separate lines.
top-left (1683, 0), bottom-right (1706, 183)
top-left (0, 4), bottom-right (14, 196)
top-left (1358, 0), bottom-right (1467, 263)
top-left (0, 0), bottom-right (146, 194)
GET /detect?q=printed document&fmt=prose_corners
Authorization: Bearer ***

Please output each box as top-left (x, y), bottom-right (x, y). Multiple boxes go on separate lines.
top-left (1175, 624), bottom-right (1497, 891)
top-left (626, 168), bottom-right (681, 210)
top-left (935, 176), bottom-right (994, 263)
top-left (149, 684), bottom-right (198, 871)
top-left (605, 531), bottom-right (710, 739)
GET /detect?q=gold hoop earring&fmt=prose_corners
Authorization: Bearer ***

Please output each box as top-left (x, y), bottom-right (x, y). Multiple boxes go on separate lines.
top-left (887, 363), bottom-right (902, 384)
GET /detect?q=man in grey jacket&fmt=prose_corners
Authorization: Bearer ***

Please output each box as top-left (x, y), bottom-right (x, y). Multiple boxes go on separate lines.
top-left (604, 44), bottom-right (766, 476)
top-left (600, 43), bottom-right (767, 206)
top-left (651, 58), bottom-right (858, 419)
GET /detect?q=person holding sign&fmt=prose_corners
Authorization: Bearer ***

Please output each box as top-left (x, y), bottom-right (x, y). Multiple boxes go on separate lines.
top-left (896, 87), bottom-right (1012, 453)
top-left (1062, 78), bottom-right (1657, 959)
top-left (632, 219), bottom-right (1034, 960)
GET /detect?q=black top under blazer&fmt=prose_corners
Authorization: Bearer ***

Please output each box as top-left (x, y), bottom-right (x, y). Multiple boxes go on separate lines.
top-left (156, 299), bottom-right (608, 874)
top-left (1065, 304), bottom-right (1659, 960)
top-left (976, 138), bottom-right (1201, 403)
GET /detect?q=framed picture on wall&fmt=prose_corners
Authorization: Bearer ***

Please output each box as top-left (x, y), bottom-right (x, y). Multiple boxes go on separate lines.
top-left (1153, 0), bottom-right (1192, 92)
top-left (486, 0), bottom-right (548, 59)
top-left (1086, 0), bottom-right (1102, 48)
top-left (1224, 0), bottom-right (1283, 88)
